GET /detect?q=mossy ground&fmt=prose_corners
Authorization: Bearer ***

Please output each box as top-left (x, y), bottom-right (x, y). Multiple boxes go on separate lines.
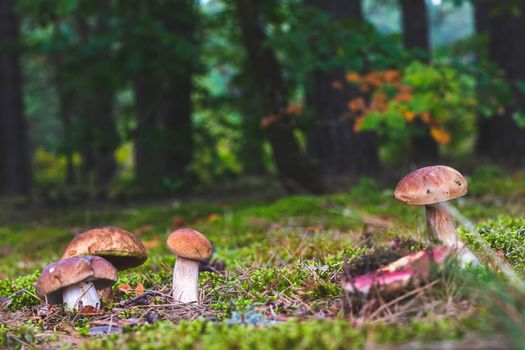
top-left (1, 165), bottom-right (525, 349)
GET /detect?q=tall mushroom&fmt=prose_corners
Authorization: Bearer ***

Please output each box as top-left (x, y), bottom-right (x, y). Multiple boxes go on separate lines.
top-left (167, 228), bottom-right (212, 303)
top-left (36, 256), bottom-right (117, 311)
top-left (394, 165), bottom-right (478, 264)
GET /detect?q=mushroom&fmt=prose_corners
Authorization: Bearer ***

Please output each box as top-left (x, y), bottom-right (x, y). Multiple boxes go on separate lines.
top-left (62, 226), bottom-right (148, 299)
top-left (36, 256), bottom-right (117, 311)
top-left (394, 165), bottom-right (478, 264)
top-left (167, 228), bottom-right (212, 303)
top-left (344, 246), bottom-right (451, 295)
top-left (62, 226), bottom-right (148, 270)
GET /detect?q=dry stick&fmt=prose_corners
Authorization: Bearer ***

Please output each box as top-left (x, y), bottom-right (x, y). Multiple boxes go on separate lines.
top-left (365, 280), bottom-right (439, 322)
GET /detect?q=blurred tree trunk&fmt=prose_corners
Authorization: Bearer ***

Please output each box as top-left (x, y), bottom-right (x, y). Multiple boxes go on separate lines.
top-left (0, 0), bottom-right (32, 196)
top-left (75, 15), bottom-right (119, 196)
top-left (133, 0), bottom-right (196, 190)
top-left (51, 28), bottom-right (76, 186)
top-left (399, 0), bottom-right (438, 165)
top-left (475, 1), bottom-right (525, 161)
top-left (236, 62), bottom-right (266, 174)
top-left (78, 92), bottom-right (118, 193)
top-left (234, 0), bottom-right (323, 193)
top-left (305, 0), bottom-right (380, 179)
top-left (134, 81), bottom-right (194, 188)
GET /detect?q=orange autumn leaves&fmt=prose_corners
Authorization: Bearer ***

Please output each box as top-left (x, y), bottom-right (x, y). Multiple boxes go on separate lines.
top-left (260, 103), bottom-right (304, 129)
top-left (345, 70), bottom-right (451, 145)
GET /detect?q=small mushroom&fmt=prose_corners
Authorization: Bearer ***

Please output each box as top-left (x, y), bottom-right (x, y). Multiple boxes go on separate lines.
top-left (394, 165), bottom-right (478, 264)
top-left (62, 226), bottom-right (148, 270)
top-left (167, 228), bottom-right (212, 303)
top-left (36, 256), bottom-right (117, 311)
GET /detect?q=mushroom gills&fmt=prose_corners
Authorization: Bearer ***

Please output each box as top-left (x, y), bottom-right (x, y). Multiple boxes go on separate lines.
top-left (62, 280), bottom-right (100, 310)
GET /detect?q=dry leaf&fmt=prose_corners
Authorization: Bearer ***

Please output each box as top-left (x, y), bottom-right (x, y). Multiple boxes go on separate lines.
top-left (135, 224), bottom-right (153, 235)
top-left (118, 284), bottom-right (132, 292)
top-left (142, 236), bottom-right (161, 250)
top-left (135, 283), bottom-right (145, 296)
top-left (207, 213), bottom-right (220, 222)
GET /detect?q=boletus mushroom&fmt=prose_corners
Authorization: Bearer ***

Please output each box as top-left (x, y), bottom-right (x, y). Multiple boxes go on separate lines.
top-left (62, 226), bottom-right (148, 270)
top-left (62, 226), bottom-right (147, 299)
top-left (36, 256), bottom-right (117, 311)
top-left (394, 165), bottom-right (478, 264)
top-left (167, 228), bottom-right (212, 303)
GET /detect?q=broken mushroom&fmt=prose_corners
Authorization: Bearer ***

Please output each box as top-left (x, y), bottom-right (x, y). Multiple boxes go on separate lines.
top-left (394, 165), bottom-right (478, 264)
top-left (167, 228), bottom-right (212, 303)
top-left (36, 256), bottom-right (117, 311)
top-left (344, 246), bottom-right (451, 295)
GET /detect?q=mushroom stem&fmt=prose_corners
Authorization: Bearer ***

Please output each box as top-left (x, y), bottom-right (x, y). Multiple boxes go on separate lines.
top-left (425, 203), bottom-right (479, 264)
top-left (172, 257), bottom-right (200, 303)
top-left (425, 204), bottom-right (461, 247)
top-left (62, 280), bottom-right (100, 311)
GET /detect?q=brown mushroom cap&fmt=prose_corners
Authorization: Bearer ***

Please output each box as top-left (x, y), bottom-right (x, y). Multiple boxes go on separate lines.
top-left (36, 256), bottom-right (117, 304)
top-left (166, 228), bottom-right (212, 262)
top-left (62, 226), bottom-right (147, 270)
top-left (394, 165), bottom-right (467, 205)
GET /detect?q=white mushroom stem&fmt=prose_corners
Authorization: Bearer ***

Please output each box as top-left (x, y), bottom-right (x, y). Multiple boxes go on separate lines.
top-left (172, 257), bottom-right (200, 303)
top-left (425, 203), bottom-right (479, 265)
top-left (62, 281), bottom-right (100, 311)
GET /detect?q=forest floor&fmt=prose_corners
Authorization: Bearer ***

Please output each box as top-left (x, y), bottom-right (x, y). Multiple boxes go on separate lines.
top-left (1, 165), bottom-right (525, 349)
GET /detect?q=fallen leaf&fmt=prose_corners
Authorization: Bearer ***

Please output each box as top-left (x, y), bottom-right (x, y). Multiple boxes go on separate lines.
top-left (207, 213), bottom-right (220, 222)
top-left (135, 283), bottom-right (145, 296)
top-left (78, 305), bottom-right (101, 315)
top-left (135, 224), bottom-right (153, 235)
top-left (118, 284), bottom-right (132, 292)
top-left (142, 236), bottom-right (161, 250)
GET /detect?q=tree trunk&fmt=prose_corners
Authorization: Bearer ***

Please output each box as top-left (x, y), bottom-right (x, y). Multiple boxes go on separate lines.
top-left (399, 0), bottom-right (439, 165)
top-left (74, 15), bottom-right (118, 196)
top-left (0, 0), bottom-right (32, 196)
top-left (400, 0), bottom-right (430, 53)
top-left (52, 46), bottom-right (76, 185)
top-left (79, 92), bottom-right (118, 191)
top-left (234, 0), bottom-right (323, 193)
top-left (134, 80), bottom-right (194, 188)
top-left (475, 1), bottom-right (525, 161)
top-left (305, 0), bottom-right (380, 179)
top-left (133, 1), bottom-right (196, 190)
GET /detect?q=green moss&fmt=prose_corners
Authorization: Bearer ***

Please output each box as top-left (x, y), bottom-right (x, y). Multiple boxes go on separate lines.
top-left (82, 316), bottom-right (490, 350)
top-left (461, 216), bottom-right (525, 270)
top-left (0, 271), bottom-right (40, 310)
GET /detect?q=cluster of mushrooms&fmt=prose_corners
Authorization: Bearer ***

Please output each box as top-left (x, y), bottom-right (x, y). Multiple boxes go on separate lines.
top-left (35, 227), bottom-right (212, 311)
top-left (35, 165), bottom-right (478, 311)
